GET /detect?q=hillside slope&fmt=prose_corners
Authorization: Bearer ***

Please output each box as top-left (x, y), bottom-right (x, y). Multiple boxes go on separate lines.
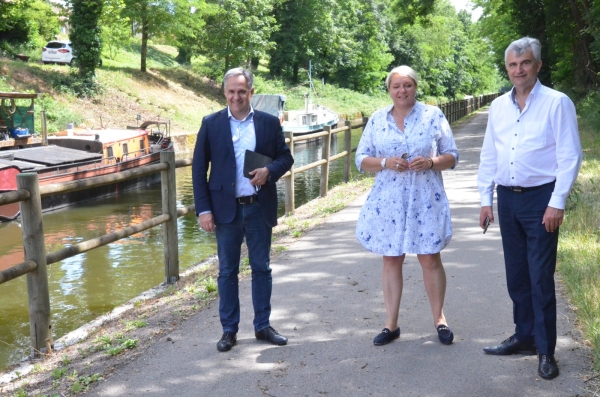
top-left (1, 45), bottom-right (390, 143)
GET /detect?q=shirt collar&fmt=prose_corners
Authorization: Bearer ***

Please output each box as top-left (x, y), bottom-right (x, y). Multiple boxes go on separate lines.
top-left (510, 79), bottom-right (541, 105)
top-left (227, 106), bottom-right (255, 122)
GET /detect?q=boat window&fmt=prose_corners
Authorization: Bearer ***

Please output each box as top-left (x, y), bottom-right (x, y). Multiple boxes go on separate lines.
top-left (140, 139), bottom-right (145, 151)
top-left (107, 147), bottom-right (113, 158)
top-left (122, 143), bottom-right (128, 156)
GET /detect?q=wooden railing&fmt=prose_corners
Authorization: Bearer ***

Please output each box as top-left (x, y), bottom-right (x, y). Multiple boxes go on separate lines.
top-left (0, 152), bottom-right (192, 358)
top-left (0, 93), bottom-right (499, 360)
top-left (438, 93), bottom-right (500, 124)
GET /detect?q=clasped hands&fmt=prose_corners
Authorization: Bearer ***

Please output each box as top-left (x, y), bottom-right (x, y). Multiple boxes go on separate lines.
top-left (386, 155), bottom-right (431, 172)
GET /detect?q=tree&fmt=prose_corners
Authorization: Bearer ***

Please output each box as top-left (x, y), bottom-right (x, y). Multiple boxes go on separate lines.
top-left (100, 0), bottom-right (131, 60)
top-left (473, 0), bottom-right (600, 94)
top-left (0, 0), bottom-right (59, 54)
top-left (268, 0), bottom-right (336, 83)
top-left (200, 0), bottom-right (278, 74)
top-left (122, 0), bottom-right (179, 72)
top-left (69, 0), bottom-right (103, 77)
top-left (325, 0), bottom-right (393, 93)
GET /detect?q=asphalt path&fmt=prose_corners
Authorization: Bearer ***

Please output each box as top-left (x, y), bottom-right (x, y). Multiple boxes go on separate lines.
top-left (90, 110), bottom-right (590, 397)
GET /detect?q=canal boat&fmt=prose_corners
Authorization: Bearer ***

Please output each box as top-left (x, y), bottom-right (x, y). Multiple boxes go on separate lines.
top-left (0, 121), bottom-right (173, 222)
top-left (250, 62), bottom-right (338, 136)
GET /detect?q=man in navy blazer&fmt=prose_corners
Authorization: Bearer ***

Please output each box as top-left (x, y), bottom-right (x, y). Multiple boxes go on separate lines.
top-left (192, 67), bottom-right (294, 352)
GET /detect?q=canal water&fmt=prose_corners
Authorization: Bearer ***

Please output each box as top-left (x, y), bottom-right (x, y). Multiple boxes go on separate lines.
top-left (0, 129), bottom-right (367, 369)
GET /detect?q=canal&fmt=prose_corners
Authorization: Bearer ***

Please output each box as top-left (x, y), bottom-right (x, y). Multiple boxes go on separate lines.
top-left (0, 129), bottom-right (366, 369)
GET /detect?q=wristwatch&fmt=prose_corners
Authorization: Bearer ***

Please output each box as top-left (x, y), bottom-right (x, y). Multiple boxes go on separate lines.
top-left (380, 157), bottom-right (387, 169)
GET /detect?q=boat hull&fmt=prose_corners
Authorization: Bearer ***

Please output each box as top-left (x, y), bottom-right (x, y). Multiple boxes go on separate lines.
top-left (0, 147), bottom-right (172, 221)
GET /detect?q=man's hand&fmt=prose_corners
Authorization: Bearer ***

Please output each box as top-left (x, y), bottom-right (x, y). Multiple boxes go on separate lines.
top-left (542, 206), bottom-right (564, 233)
top-left (249, 167), bottom-right (270, 186)
top-left (480, 206), bottom-right (494, 229)
top-left (198, 213), bottom-right (215, 233)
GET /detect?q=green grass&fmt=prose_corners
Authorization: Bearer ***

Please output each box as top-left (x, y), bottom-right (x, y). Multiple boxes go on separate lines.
top-left (557, 101), bottom-right (600, 370)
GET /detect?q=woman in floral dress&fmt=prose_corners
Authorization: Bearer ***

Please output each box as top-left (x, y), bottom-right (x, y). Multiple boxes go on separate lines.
top-left (355, 65), bottom-right (459, 346)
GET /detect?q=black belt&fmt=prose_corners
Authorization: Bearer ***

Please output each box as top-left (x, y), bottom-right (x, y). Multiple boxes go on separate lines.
top-left (236, 195), bottom-right (258, 204)
top-left (499, 181), bottom-right (554, 193)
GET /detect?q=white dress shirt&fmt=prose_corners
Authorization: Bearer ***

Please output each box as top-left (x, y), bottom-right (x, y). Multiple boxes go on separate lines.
top-left (478, 80), bottom-right (582, 209)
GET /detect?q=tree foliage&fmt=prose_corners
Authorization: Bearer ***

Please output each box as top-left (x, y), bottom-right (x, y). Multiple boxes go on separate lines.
top-left (474, 0), bottom-right (600, 94)
top-left (199, 0), bottom-right (278, 74)
top-left (0, 0), bottom-right (59, 54)
top-left (69, 0), bottom-right (103, 78)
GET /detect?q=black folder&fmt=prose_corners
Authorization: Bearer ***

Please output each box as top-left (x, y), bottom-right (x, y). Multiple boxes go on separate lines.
top-left (243, 150), bottom-right (273, 178)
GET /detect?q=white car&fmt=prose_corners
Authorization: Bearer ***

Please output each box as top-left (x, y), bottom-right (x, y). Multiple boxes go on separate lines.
top-left (42, 40), bottom-right (75, 65)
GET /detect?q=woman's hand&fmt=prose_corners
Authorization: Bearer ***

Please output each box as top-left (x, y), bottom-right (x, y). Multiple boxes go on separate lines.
top-left (408, 156), bottom-right (432, 172)
top-left (388, 155), bottom-right (410, 172)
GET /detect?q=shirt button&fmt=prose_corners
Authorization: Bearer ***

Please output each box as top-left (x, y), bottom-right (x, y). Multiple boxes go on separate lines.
top-left (517, 120), bottom-right (520, 122)
top-left (512, 177), bottom-right (514, 179)
top-left (511, 162), bottom-right (513, 164)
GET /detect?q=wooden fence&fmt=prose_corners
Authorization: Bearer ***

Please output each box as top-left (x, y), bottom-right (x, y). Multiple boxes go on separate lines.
top-left (0, 92), bottom-right (499, 359)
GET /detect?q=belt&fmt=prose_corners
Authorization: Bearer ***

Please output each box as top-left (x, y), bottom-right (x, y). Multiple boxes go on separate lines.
top-left (499, 181), bottom-right (554, 193)
top-left (236, 195), bottom-right (258, 204)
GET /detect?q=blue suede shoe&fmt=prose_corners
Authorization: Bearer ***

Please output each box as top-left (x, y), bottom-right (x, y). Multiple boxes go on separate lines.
top-left (373, 327), bottom-right (400, 346)
top-left (437, 324), bottom-right (454, 345)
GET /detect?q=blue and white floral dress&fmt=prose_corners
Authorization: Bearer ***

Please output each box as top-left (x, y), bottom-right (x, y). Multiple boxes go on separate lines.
top-left (355, 102), bottom-right (459, 256)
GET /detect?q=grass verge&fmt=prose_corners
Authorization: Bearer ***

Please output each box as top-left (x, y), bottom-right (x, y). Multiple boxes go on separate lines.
top-left (557, 97), bottom-right (600, 375)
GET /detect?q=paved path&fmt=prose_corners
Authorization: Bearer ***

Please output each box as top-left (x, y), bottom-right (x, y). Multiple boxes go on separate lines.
top-left (91, 111), bottom-right (590, 397)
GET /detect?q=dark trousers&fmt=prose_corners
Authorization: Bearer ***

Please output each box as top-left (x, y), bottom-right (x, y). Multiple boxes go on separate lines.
top-left (215, 201), bottom-right (273, 334)
top-left (497, 182), bottom-right (559, 355)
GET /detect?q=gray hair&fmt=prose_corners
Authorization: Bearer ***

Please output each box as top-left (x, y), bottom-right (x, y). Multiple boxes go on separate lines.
top-left (505, 37), bottom-right (542, 64)
top-left (223, 67), bottom-right (254, 90)
top-left (385, 65), bottom-right (419, 89)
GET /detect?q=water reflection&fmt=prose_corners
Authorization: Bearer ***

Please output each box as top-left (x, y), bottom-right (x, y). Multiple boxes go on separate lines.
top-left (0, 127), bottom-right (365, 369)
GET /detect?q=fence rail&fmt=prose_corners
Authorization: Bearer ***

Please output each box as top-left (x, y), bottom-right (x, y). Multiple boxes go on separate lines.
top-left (0, 92), bottom-right (499, 360)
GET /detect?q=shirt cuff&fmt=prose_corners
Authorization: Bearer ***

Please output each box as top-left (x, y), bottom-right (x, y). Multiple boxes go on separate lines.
top-left (198, 211), bottom-right (212, 216)
top-left (548, 195), bottom-right (566, 210)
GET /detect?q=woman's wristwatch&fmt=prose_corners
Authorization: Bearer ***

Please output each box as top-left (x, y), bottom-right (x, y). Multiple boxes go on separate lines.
top-left (380, 157), bottom-right (387, 169)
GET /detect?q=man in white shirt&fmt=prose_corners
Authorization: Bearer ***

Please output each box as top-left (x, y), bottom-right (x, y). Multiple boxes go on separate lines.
top-left (477, 37), bottom-right (582, 380)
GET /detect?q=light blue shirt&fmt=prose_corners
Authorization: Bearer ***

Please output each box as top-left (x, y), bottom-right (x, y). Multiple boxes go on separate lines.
top-left (228, 106), bottom-right (257, 198)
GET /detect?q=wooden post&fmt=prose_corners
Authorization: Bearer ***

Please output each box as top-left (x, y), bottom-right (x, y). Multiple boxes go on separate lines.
top-left (41, 111), bottom-right (48, 146)
top-left (161, 151), bottom-right (179, 284)
top-left (344, 120), bottom-right (352, 182)
top-left (284, 131), bottom-right (295, 215)
top-left (17, 173), bottom-right (52, 358)
top-left (320, 126), bottom-right (332, 197)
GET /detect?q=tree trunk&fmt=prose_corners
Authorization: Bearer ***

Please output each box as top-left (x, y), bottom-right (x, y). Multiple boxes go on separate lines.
top-left (140, 2), bottom-right (148, 73)
top-left (566, 0), bottom-right (598, 90)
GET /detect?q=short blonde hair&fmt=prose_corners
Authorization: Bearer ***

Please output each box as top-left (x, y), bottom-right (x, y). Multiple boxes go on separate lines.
top-left (385, 65), bottom-right (418, 88)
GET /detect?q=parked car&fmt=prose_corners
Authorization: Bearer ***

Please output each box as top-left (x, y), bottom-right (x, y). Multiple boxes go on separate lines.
top-left (42, 40), bottom-right (75, 65)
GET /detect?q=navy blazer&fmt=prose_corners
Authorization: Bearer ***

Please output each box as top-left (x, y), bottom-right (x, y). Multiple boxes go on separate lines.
top-left (192, 108), bottom-right (294, 227)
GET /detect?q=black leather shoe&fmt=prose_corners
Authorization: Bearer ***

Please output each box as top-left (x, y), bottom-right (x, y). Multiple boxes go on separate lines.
top-left (538, 354), bottom-right (559, 379)
top-left (373, 327), bottom-right (400, 346)
top-left (216, 332), bottom-right (237, 352)
top-left (255, 326), bottom-right (287, 346)
top-left (483, 335), bottom-right (537, 355)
